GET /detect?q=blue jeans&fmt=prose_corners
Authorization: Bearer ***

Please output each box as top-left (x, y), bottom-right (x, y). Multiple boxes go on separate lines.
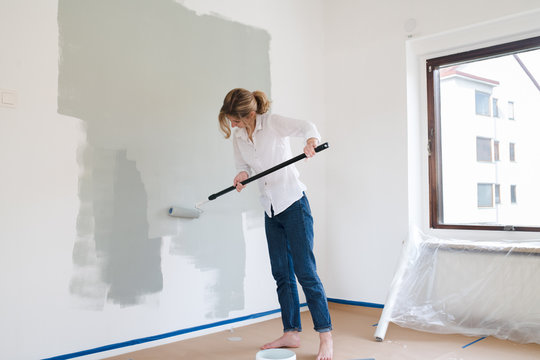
top-left (264, 194), bottom-right (332, 333)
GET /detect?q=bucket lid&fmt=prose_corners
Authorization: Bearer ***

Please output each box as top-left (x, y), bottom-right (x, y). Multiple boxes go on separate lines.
top-left (255, 348), bottom-right (296, 360)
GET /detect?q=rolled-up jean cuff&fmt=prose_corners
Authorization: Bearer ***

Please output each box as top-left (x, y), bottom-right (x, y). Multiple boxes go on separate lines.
top-left (315, 326), bottom-right (333, 333)
top-left (284, 327), bottom-right (302, 333)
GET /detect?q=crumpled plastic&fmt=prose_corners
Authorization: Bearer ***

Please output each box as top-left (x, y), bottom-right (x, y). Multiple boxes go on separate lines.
top-left (381, 229), bottom-right (540, 344)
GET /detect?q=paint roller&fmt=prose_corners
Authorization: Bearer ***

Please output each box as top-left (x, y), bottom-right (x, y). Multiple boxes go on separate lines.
top-left (168, 142), bottom-right (329, 219)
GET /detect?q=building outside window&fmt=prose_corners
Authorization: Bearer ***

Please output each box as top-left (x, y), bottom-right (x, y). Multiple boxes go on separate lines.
top-left (476, 137), bottom-right (492, 162)
top-left (509, 142), bottom-right (516, 162)
top-left (492, 98), bottom-right (500, 117)
top-left (475, 90), bottom-right (491, 116)
top-left (495, 184), bottom-right (501, 204)
top-left (427, 37), bottom-right (540, 231)
top-left (478, 183), bottom-right (493, 208)
top-left (508, 101), bottom-right (515, 120)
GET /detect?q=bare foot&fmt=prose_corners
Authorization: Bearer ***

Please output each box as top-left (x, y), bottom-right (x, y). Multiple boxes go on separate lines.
top-left (317, 332), bottom-right (333, 360)
top-left (260, 331), bottom-right (301, 349)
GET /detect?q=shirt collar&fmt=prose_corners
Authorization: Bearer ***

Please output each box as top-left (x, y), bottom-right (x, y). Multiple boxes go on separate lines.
top-left (234, 113), bottom-right (266, 141)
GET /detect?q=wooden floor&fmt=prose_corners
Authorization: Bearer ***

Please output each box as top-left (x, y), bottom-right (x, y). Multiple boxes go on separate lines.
top-left (104, 303), bottom-right (540, 359)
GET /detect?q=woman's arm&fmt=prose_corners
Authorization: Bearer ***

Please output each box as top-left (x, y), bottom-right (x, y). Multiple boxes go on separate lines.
top-left (269, 114), bottom-right (322, 156)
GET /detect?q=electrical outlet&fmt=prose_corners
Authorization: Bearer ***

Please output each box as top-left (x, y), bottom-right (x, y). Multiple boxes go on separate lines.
top-left (1, 89), bottom-right (17, 108)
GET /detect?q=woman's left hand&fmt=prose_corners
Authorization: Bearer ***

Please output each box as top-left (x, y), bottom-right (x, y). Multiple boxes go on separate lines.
top-left (304, 138), bottom-right (318, 158)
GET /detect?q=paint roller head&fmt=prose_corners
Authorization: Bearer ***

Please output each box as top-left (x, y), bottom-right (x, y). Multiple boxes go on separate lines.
top-left (168, 206), bottom-right (202, 219)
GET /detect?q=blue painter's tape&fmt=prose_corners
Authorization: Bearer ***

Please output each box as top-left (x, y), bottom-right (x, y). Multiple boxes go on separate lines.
top-left (327, 298), bottom-right (384, 309)
top-left (44, 298), bottom-right (383, 359)
top-left (462, 336), bottom-right (487, 348)
top-left (42, 304), bottom-right (307, 360)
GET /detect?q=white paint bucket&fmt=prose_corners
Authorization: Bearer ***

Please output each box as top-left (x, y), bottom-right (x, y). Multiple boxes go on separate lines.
top-left (255, 349), bottom-right (296, 360)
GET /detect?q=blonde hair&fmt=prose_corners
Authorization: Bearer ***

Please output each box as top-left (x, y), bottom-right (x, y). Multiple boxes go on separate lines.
top-left (218, 88), bottom-right (271, 138)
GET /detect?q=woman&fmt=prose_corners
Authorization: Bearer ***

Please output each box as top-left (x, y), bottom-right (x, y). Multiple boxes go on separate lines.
top-left (218, 88), bottom-right (333, 360)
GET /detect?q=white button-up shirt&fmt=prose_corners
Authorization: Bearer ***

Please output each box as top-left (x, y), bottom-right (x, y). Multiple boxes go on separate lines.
top-left (232, 112), bottom-right (321, 217)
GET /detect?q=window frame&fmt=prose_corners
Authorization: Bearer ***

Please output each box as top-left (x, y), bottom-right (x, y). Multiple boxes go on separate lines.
top-left (427, 35), bottom-right (540, 232)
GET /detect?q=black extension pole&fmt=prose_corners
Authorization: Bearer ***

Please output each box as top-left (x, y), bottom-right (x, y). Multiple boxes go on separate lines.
top-left (208, 142), bottom-right (329, 201)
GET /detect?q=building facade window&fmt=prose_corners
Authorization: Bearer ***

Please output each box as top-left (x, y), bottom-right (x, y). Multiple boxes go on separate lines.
top-left (476, 137), bottom-right (492, 162)
top-left (495, 184), bottom-right (501, 204)
top-left (427, 36), bottom-right (540, 231)
top-left (475, 91), bottom-right (491, 116)
top-left (478, 183), bottom-right (493, 208)
top-left (492, 98), bottom-right (500, 117)
top-left (509, 142), bottom-right (516, 162)
top-left (508, 101), bottom-right (515, 120)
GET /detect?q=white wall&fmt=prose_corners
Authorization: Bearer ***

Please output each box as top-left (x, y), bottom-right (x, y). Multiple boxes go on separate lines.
top-left (323, 0), bottom-right (540, 305)
top-left (3, 0), bottom-right (540, 359)
top-left (0, 1), bottom-right (326, 359)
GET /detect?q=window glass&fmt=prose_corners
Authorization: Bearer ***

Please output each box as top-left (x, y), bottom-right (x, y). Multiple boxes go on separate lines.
top-left (478, 183), bottom-right (493, 208)
top-left (508, 101), bottom-right (515, 120)
top-left (495, 184), bottom-right (501, 204)
top-left (476, 137), bottom-right (492, 162)
top-left (511, 185), bottom-right (517, 204)
top-left (492, 98), bottom-right (499, 117)
top-left (475, 91), bottom-right (490, 116)
top-left (509, 143), bottom-right (516, 162)
top-left (427, 37), bottom-right (540, 231)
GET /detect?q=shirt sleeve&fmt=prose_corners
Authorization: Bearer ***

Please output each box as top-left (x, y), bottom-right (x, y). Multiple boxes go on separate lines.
top-left (232, 134), bottom-right (252, 175)
top-left (268, 114), bottom-right (322, 144)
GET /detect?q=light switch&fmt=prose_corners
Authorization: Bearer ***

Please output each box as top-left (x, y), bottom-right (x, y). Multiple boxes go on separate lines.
top-left (1, 89), bottom-right (17, 108)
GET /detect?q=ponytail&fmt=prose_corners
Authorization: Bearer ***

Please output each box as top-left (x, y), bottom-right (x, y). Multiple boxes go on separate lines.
top-left (218, 88), bottom-right (271, 138)
top-left (252, 90), bottom-right (271, 114)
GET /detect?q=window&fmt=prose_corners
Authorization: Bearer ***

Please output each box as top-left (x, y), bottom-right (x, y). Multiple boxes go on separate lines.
top-left (508, 101), bottom-right (515, 120)
top-left (511, 185), bottom-right (517, 204)
top-left (475, 91), bottom-right (491, 116)
top-left (427, 35), bottom-right (540, 231)
top-left (509, 142), bottom-right (516, 162)
top-left (492, 98), bottom-right (499, 118)
top-left (476, 137), bottom-right (492, 162)
top-left (477, 183), bottom-right (493, 208)
top-left (495, 184), bottom-right (501, 204)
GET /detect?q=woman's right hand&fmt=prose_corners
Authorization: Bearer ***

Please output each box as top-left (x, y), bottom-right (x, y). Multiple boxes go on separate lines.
top-left (233, 171), bottom-right (249, 192)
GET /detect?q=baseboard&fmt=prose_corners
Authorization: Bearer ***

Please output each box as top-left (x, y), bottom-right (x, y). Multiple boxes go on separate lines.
top-left (44, 298), bottom-right (383, 359)
top-left (43, 304), bottom-right (305, 360)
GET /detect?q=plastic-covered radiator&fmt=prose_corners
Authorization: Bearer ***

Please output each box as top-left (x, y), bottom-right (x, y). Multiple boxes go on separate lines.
top-left (375, 229), bottom-right (540, 344)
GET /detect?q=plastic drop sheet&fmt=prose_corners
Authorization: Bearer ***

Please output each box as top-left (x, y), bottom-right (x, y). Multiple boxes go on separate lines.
top-left (385, 230), bottom-right (540, 344)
